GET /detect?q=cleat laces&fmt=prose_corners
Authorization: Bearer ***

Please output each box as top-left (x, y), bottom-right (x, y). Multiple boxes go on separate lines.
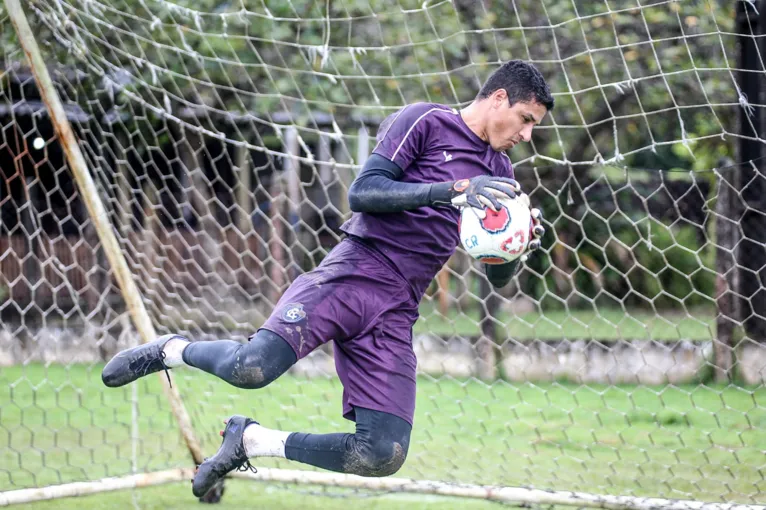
top-left (129, 347), bottom-right (172, 387)
top-left (235, 460), bottom-right (257, 474)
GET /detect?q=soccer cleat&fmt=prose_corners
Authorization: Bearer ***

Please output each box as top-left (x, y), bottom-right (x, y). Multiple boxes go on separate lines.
top-left (101, 334), bottom-right (186, 388)
top-left (192, 415), bottom-right (257, 498)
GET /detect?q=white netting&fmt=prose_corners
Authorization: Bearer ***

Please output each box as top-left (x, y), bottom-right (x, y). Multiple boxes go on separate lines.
top-left (1, 0), bottom-right (766, 507)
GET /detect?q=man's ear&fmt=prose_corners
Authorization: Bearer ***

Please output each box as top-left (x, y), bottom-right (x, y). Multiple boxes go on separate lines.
top-left (491, 88), bottom-right (507, 108)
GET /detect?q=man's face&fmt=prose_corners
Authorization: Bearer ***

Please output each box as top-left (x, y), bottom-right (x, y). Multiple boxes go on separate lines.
top-left (485, 91), bottom-right (548, 152)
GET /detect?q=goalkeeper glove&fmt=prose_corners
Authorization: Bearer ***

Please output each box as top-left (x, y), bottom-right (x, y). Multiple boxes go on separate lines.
top-left (521, 207), bottom-right (545, 263)
top-left (429, 175), bottom-right (521, 214)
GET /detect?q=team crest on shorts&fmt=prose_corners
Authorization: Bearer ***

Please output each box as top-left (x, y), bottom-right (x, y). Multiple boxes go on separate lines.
top-left (281, 303), bottom-right (307, 323)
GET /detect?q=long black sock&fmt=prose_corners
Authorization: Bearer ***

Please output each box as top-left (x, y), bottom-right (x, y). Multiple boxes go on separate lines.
top-left (181, 329), bottom-right (296, 389)
top-left (284, 407), bottom-right (411, 477)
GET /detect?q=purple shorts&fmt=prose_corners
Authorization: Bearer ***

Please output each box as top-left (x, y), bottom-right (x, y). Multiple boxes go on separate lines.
top-left (260, 237), bottom-right (419, 425)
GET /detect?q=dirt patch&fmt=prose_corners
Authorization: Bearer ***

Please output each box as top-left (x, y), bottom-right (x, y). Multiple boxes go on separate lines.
top-left (232, 363), bottom-right (265, 387)
top-left (343, 441), bottom-right (406, 477)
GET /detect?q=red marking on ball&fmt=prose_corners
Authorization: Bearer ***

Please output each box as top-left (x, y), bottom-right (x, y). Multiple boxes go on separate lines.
top-left (480, 206), bottom-right (510, 233)
top-left (502, 229), bottom-right (527, 255)
top-left (478, 256), bottom-right (508, 265)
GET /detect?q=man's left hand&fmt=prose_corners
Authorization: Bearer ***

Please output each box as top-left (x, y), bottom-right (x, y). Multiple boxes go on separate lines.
top-left (521, 207), bottom-right (545, 263)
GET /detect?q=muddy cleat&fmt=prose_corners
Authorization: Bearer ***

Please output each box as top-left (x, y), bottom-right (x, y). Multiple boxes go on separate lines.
top-left (192, 415), bottom-right (257, 498)
top-left (101, 334), bottom-right (186, 388)
top-left (197, 479), bottom-right (225, 503)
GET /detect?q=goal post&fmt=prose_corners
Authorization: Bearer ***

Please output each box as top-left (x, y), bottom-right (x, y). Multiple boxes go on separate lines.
top-left (1, 0), bottom-right (766, 508)
top-left (3, 0), bottom-right (204, 470)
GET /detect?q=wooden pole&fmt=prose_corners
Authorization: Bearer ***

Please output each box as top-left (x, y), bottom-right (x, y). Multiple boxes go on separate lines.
top-left (333, 137), bottom-right (350, 217)
top-left (283, 127), bottom-right (300, 280)
top-left (714, 160), bottom-right (737, 382)
top-left (477, 270), bottom-right (499, 381)
top-left (5, 0), bottom-right (203, 465)
top-left (3, 465), bottom-right (766, 510)
top-left (356, 124), bottom-right (369, 168)
top-left (236, 144), bottom-right (252, 235)
top-left (233, 468), bottom-right (766, 510)
top-left (0, 469), bottom-right (195, 506)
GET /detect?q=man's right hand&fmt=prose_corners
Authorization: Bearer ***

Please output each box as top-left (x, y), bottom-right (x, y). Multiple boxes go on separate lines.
top-left (430, 175), bottom-right (521, 213)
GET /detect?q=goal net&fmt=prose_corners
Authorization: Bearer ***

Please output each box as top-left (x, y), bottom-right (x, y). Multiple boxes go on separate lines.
top-left (1, 0), bottom-right (765, 507)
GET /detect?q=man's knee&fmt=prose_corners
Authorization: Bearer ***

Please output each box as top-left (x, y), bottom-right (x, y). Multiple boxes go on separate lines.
top-left (229, 331), bottom-right (296, 389)
top-left (345, 438), bottom-right (408, 477)
top-left (229, 349), bottom-right (272, 389)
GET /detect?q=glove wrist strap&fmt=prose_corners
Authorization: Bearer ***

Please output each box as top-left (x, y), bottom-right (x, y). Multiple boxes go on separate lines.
top-left (428, 181), bottom-right (456, 205)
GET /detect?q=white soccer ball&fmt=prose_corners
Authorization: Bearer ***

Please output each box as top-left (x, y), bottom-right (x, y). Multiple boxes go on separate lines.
top-left (459, 194), bottom-right (532, 265)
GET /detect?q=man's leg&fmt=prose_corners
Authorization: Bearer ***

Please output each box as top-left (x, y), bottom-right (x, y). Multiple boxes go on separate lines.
top-left (103, 239), bottom-right (371, 390)
top-left (101, 329), bottom-right (296, 389)
top-left (177, 329), bottom-right (296, 389)
top-left (192, 407), bottom-right (411, 497)
top-left (282, 407), bottom-right (411, 476)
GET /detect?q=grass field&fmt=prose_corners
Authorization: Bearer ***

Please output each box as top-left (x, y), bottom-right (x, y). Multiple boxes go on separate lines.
top-left (169, 304), bottom-right (717, 344)
top-left (415, 302), bottom-right (716, 341)
top-left (2, 362), bottom-right (765, 509)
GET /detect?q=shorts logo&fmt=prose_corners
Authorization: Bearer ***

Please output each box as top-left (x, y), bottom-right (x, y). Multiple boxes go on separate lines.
top-left (281, 303), bottom-right (307, 323)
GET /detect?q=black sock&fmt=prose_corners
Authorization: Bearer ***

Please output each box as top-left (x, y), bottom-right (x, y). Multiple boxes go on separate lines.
top-left (181, 329), bottom-right (296, 389)
top-left (285, 407), bottom-right (411, 476)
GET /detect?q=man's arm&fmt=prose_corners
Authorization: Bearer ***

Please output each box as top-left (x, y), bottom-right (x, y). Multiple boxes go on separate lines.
top-left (347, 154), bottom-right (519, 213)
top-left (347, 154), bottom-right (439, 213)
top-left (351, 154), bottom-right (529, 288)
top-left (484, 260), bottom-right (521, 288)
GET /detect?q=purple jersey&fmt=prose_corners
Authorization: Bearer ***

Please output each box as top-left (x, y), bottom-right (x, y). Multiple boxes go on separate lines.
top-left (340, 102), bottom-right (515, 298)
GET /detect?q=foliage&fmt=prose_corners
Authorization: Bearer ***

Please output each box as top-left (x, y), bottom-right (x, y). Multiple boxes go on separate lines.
top-left (5, 0), bottom-right (746, 310)
top-left (524, 166), bottom-right (716, 310)
top-left (23, 0), bottom-right (739, 164)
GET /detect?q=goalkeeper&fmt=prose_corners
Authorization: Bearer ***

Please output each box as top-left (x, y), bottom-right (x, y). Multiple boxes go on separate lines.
top-left (102, 59), bottom-right (554, 497)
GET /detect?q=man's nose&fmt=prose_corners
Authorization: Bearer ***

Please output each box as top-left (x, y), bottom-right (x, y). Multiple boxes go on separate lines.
top-left (520, 125), bottom-right (533, 142)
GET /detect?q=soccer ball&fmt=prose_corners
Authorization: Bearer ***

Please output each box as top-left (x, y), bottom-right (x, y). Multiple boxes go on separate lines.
top-left (459, 194), bottom-right (533, 265)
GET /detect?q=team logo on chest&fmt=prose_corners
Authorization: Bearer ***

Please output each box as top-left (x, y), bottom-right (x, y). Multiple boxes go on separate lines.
top-left (281, 303), bottom-right (307, 323)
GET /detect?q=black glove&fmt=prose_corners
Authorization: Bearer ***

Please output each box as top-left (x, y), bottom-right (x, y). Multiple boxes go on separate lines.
top-left (430, 175), bottom-right (520, 212)
top-left (521, 207), bottom-right (545, 262)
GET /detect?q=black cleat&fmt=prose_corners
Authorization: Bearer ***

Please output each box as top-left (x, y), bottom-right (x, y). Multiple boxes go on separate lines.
top-left (101, 334), bottom-right (186, 388)
top-left (192, 415), bottom-right (257, 498)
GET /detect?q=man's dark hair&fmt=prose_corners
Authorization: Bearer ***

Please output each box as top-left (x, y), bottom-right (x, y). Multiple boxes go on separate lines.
top-left (477, 60), bottom-right (554, 111)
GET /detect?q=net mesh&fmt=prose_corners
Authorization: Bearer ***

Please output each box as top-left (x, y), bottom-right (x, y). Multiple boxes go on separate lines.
top-left (1, 0), bottom-right (766, 506)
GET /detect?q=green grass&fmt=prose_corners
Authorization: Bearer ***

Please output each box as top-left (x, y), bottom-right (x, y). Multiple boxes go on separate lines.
top-left (168, 305), bottom-right (716, 343)
top-left (2, 364), bottom-right (765, 509)
top-left (415, 302), bottom-right (716, 341)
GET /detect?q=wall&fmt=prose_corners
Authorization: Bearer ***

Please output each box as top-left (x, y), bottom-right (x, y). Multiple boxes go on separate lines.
top-left (2, 325), bottom-right (765, 385)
